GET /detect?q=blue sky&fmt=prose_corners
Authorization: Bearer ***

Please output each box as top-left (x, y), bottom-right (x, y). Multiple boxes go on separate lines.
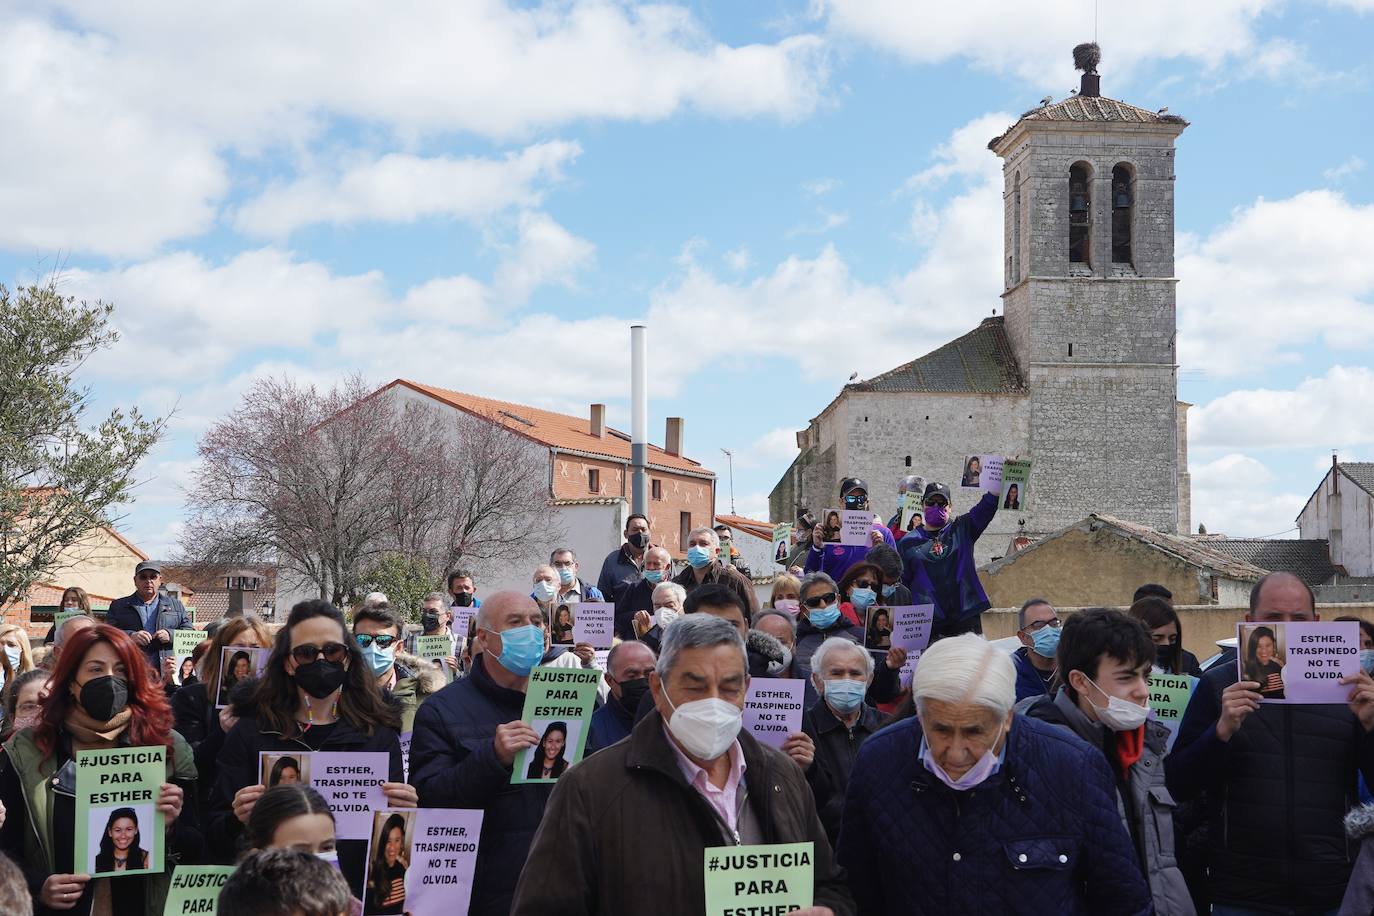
top-left (3, 0), bottom-right (1372, 557)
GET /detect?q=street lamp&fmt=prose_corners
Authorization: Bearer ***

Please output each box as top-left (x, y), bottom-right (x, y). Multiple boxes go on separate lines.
top-left (720, 449), bottom-right (736, 515)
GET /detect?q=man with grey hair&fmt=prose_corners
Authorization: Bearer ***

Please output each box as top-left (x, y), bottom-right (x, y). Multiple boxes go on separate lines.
top-left (801, 636), bottom-right (882, 845)
top-left (614, 545), bottom-right (674, 641)
top-left (44, 613), bottom-right (97, 669)
top-left (838, 634), bottom-right (1151, 914)
top-left (672, 526), bottom-right (757, 617)
top-left (548, 547), bottom-right (604, 605)
top-left (586, 639), bottom-right (657, 755)
top-left (512, 615), bottom-right (853, 916)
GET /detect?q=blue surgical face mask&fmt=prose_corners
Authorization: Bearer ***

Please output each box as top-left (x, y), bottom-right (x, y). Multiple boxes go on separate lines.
top-left (533, 580), bottom-right (558, 603)
top-left (359, 641), bottom-right (395, 678)
top-left (808, 604), bottom-right (842, 630)
top-left (686, 546), bottom-right (714, 569)
top-left (823, 679), bottom-right (866, 714)
top-left (492, 624), bottom-right (545, 676)
top-left (557, 566), bottom-right (576, 585)
top-left (849, 587), bottom-right (877, 611)
top-left (644, 568), bottom-right (664, 584)
top-left (3, 646), bottom-right (20, 670)
top-left (881, 583), bottom-right (898, 599)
top-left (1030, 625), bottom-right (1061, 659)
top-left (1361, 649), bottom-right (1374, 676)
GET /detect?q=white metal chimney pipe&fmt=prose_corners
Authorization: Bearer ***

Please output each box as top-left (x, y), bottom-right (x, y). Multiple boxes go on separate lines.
top-left (630, 324), bottom-right (648, 516)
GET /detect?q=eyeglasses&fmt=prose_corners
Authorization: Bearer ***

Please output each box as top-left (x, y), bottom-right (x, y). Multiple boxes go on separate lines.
top-left (803, 592), bottom-right (838, 609)
top-left (1022, 618), bottom-right (1061, 633)
top-left (354, 634), bottom-right (399, 650)
top-left (290, 642), bottom-right (349, 665)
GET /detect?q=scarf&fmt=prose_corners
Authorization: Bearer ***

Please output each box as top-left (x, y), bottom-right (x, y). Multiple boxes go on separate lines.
top-left (1113, 725), bottom-right (1145, 777)
top-left (64, 706), bottom-right (133, 749)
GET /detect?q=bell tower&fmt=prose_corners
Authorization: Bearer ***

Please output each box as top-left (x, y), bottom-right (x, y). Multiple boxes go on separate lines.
top-left (989, 44), bottom-right (1190, 534)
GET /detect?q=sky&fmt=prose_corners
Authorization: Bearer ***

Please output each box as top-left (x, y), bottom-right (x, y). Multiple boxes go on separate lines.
top-left (3, 0), bottom-right (1373, 558)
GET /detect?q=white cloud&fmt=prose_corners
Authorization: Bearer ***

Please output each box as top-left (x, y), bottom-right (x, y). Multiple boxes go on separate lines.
top-left (786, 209), bottom-right (850, 237)
top-left (802, 177), bottom-right (839, 197)
top-left (724, 246), bottom-right (754, 272)
top-left (735, 427), bottom-right (801, 470)
top-left (490, 211), bottom-right (597, 304)
top-left (1178, 191), bottom-right (1374, 376)
top-left (1188, 452), bottom-right (1305, 537)
top-left (234, 141), bottom-right (581, 238)
top-left (822, 0), bottom-right (1284, 86)
top-left (1325, 155), bottom-right (1366, 183)
top-left (400, 275), bottom-right (494, 326)
top-left (1190, 366), bottom-right (1374, 449)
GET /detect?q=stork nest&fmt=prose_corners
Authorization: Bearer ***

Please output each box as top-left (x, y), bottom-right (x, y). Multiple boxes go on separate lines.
top-left (1073, 42), bottom-right (1101, 73)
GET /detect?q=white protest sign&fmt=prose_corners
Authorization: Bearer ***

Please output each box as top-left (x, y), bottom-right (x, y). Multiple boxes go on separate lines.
top-left (959, 454), bottom-right (1004, 493)
top-left (839, 510), bottom-right (871, 547)
top-left (572, 602), bottom-right (615, 649)
top-left (259, 751), bottom-right (389, 840)
top-left (742, 678), bottom-right (805, 749)
top-left (889, 604), bottom-right (935, 687)
top-left (362, 808), bottom-right (483, 916)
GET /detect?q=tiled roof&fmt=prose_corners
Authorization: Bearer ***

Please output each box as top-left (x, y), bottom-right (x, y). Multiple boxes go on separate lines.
top-left (1342, 463), bottom-right (1374, 499)
top-left (1198, 538), bottom-right (1338, 587)
top-left (551, 497), bottom-right (625, 506)
top-left (388, 380), bottom-right (711, 477)
top-left (714, 514), bottom-right (774, 542)
top-left (1090, 516), bottom-right (1268, 581)
top-left (989, 94), bottom-right (1187, 149)
top-left (846, 317), bottom-right (1025, 395)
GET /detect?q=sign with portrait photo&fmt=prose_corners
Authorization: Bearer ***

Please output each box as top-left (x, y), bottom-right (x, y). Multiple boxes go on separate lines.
top-left (361, 809), bottom-right (483, 916)
top-left (572, 601), bottom-right (614, 649)
top-left (75, 746), bottom-right (166, 879)
top-left (1236, 621), bottom-right (1360, 704)
top-left (888, 604), bottom-right (935, 687)
top-left (1001, 458), bottom-right (1031, 510)
top-left (512, 666), bottom-right (601, 785)
top-left (172, 630), bottom-right (203, 686)
top-left (215, 646), bottom-right (270, 708)
top-left (772, 523), bottom-right (793, 569)
top-left (258, 751), bottom-right (389, 840)
top-left (959, 454), bottom-right (1004, 493)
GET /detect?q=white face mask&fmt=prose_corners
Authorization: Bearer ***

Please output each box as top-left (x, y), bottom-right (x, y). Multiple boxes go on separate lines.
top-left (1083, 675), bottom-right (1151, 732)
top-left (533, 580), bottom-right (558, 602)
top-left (664, 695), bottom-right (742, 760)
top-left (655, 606), bottom-right (680, 629)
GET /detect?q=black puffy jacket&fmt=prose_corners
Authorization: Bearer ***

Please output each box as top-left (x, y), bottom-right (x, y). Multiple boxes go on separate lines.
top-left (1167, 662), bottom-right (1374, 912)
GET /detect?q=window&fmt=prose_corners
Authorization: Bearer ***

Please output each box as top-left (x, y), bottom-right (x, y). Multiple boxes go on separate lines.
top-left (1209, 575), bottom-right (1219, 601)
top-left (1068, 342), bottom-right (1073, 357)
top-left (904, 456), bottom-right (912, 467)
top-left (652, 478), bottom-right (663, 501)
top-left (679, 511), bottom-right (691, 549)
top-left (1012, 171), bottom-right (1022, 282)
top-left (587, 468), bottom-right (601, 493)
top-left (1111, 164), bottom-right (1133, 264)
top-left (1069, 162), bottom-right (1092, 265)
top-left (225, 576), bottom-right (259, 591)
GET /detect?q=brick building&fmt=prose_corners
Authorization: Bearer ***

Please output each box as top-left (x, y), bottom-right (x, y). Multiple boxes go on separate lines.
top-left (373, 380), bottom-right (716, 591)
top-left (770, 50), bottom-right (1192, 563)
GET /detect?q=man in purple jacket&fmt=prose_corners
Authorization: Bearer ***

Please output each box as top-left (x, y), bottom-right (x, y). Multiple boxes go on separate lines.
top-left (898, 481), bottom-right (1000, 639)
top-left (803, 478), bottom-right (896, 581)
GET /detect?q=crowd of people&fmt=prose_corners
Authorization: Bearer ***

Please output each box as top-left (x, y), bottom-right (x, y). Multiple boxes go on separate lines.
top-left (1, 475), bottom-right (1374, 915)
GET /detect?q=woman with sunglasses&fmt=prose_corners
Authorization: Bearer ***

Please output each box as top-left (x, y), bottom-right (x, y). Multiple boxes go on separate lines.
top-left (793, 572), bottom-right (904, 711)
top-left (172, 616), bottom-right (274, 823)
top-left (0, 624), bottom-right (200, 915)
top-left (209, 600), bottom-right (416, 898)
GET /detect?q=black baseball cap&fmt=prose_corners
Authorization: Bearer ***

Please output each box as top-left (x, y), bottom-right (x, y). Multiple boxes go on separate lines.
top-left (839, 477), bottom-right (868, 496)
top-left (922, 483), bottom-right (952, 504)
top-left (135, 561), bottom-right (162, 576)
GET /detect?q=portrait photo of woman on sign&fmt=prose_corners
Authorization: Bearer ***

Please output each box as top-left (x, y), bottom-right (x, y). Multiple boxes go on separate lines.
top-left (1243, 624), bottom-right (1286, 699)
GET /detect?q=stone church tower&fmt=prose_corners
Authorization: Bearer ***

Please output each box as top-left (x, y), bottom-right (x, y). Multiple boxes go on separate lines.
top-left (989, 44), bottom-right (1190, 535)
top-left (770, 45), bottom-right (1192, 560)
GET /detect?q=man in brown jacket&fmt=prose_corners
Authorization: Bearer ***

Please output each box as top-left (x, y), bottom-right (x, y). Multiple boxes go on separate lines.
top-left (673, 525), bottom-right (760, 617)
top-left (511, 615), bottom-right (853, 916)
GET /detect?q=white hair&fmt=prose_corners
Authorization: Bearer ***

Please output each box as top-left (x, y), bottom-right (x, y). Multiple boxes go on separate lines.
top-left (652, 581), bottom-right (687, 609)
top-left (810, 636), bottom-right (873, 680)
top-left (911, 635), bottom-right (1015, 719)
top-left (361, 592), bottom-right (389, 610)
top-left (686, 526), bottom-right (719, 548)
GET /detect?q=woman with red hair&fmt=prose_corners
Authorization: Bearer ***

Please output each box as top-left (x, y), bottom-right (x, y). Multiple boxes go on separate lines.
top-left (0, 624), bottom-right (202, 915)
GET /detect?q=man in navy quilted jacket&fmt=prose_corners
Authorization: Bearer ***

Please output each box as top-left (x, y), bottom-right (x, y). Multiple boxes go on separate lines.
top-left (837, 634), bottom-right (1152, 915)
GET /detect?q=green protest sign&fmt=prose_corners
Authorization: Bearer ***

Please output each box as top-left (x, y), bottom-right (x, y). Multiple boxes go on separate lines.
top-left (413, 634), bottom-right (455, 683)
top-left (163, 865), bottom-right (235, 915)
top-left (53, 609), bottom-right (86, 631)
top-left (75, 746), bottom-right (166, 878)
top-left (1148, 673), bottom-right (1197, 750)
top-left (1001, 459), bottom-right (1031, 509)
top-left (511, 666), bottom-right (601, 785)
top-left (173, 630), bottom-right (202, 658)
top-left (704, 842), bottom-right (814, 916)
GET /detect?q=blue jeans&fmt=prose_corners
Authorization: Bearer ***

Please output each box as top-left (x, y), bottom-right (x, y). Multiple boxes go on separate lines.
top-left (1211, 908), bottom-right (1337, 916)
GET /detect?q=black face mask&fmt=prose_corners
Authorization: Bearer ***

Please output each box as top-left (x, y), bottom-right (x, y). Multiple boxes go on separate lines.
top-left (1155, 645), bottom-right (1176, 671)
top-left (627, 532), bottom-right (650, 550)
top-left (78, 676), bottom-right (129, 722)
top-left (451, 593), bottom-right (474, 608)
top-left (618, 677), bottom-right (650, 712)
top-left (294, 660), bottom-right (347, 699)
top-left (422, 613), bottom-right (441, 633)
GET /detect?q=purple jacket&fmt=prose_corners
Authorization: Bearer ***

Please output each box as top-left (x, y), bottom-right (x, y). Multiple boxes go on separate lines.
top-left (897, 491), bottom-right (998, 624)
top-left (804, 521), bottom-right (897, 581)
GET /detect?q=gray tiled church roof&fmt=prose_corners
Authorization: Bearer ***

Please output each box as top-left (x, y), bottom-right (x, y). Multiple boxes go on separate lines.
top-left (1342, 463), bottom-right (1374, 498)
top-left (1199, 538), bottom-right (1338, 587)
top-left (847, 316), bottom-right (1025, 395)
top-left (988, 94), bottom-right (1187, 149)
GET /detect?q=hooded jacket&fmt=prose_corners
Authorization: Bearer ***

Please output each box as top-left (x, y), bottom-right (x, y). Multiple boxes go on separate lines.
top-left (386, 653), bottom-right (446, 734)
top-left (509, 710), bottom-right (855, 916)
top-left (803, 522), bottom-right (898, 582)
top-left (897, 491), bottom-right (998, 626)
top-left (1020, 689), bottom-right (1195, 915)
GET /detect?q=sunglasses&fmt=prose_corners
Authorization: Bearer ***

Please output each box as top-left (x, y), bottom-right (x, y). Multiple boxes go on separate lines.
top-left (923, 498), bottom-right (949, 508)
top-left (354, 634), bottom-right (399, 650)
top-left (290, 642), bottom-right (349, 665)
top-left (851, 579), bottom-right (877, 590)
top-left (803, 592), bottom-right (838, 609)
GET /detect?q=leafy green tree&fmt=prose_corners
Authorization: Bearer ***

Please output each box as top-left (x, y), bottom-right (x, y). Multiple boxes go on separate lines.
top-left (359, 553), bottom-right (437, 624)
top-left (0, 283), bottom-right (164, 606)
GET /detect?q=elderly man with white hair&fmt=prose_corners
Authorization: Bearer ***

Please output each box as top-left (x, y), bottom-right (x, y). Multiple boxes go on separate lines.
top-left (511, 615), bottom-right (854, 916)
top-left (837, 635), bottom-right (1152, 916)
top-left (671, 525), bottom-right (758, 617)
top-left (615, 545), bottom-right (675, 641)
top-left (801, 636), bottom-right (885, 845)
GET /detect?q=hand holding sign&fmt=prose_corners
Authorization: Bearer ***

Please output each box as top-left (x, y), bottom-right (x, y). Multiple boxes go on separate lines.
top-left (1215, 680), bottom-right (1262, 742)
top-left (1343, 670), bottom-right (1374, 732)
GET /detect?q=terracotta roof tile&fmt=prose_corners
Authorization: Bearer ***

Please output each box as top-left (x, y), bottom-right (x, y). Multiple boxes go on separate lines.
top-left (989, 94), bottom-right (1187, 149)
top-left (390, 380), bottom-right (711, 477)
top-left (714, 514), bottom-right (774, 541)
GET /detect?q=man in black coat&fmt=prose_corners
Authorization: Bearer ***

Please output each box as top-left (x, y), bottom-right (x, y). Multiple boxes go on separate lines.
top-left (1167, 572), bottom-right (1374, 914)
top-left (105, 560), bottom-right (194, 676)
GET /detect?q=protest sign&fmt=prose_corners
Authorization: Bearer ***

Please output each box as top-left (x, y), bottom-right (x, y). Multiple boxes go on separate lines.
top-left (960, 454), bottom-right (1004, 493)
top-left (185, 606), bottom-right (197, 623)
top-left (413, 635), bottom-right (455, 683)
top-left (1237, 621), bottom-right (1360, 704)
top-left (572, 601), bottom-right (614, 649)
top-left (163, 865), bottom-right (235, 915)
top-left (839, 510), bottom-right (872, 547)
top-left (75, 746), bottom-right (166, 878)
top-left (362, 809), bottom-right (483, 916)
top-left (51, 608), bottom-right (83, 632)
top-left (172, 630), bottom-right (202, 685)
top-left (772, 523), bottom-right (793, 568)
top-left (259, 751), bottom-right (389, 840)
top-left (399, 731), bottom-right (412, 782)
top-left (1148, 673), bottom-right (1197, 752)
top-left (899, 492), bottom-right (923, 533)
top-left (743, 678), bottom-right (805, 749)
top-left (704, 842), bottom-right (814, 916)
top-left (888, 605), bottom-right (935, 686)
top-left (215, 646), bottom-right (270, 708)
top-left (864, 607), bottom-right (895, 650)
top-left (450, 603), bottom-right (478, 640)
top-left (512, 666), bottom-right (601, 785)
top-left (1001, 458), bottom-right (1031, 510)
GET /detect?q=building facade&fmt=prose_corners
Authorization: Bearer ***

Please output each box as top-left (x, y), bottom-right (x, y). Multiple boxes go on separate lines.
top-left (1299, 461), bottom-right (1374, 578)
